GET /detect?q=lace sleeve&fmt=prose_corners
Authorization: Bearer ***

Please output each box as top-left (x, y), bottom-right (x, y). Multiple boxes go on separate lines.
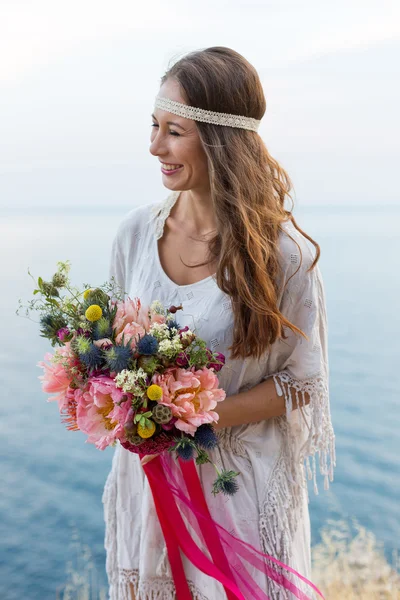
top-left (267, 239), bottom-right (336, 496)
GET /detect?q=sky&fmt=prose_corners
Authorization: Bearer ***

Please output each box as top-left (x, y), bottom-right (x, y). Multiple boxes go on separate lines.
top-left (0, 0), bottom-right (399, 208)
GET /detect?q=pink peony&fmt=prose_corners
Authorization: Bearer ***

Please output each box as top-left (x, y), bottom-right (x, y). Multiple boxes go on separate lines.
top-left (150, 311), bottom-right (167, 325)
top-left (37, 342), bottom-right (77, 411)
top-left (112, 297), bottom-right (167, 348)
top-left (151, 367), bottom-right (226, 436)
top-left (75, 376), bottom-right (132, 450)
top-left (93, 338), bottom-right (113, 349)
top-left (112, 297), bottom-right (142, 336)
top-left (136, 301), bottom-right (167, 331)
top-left (60, 386), bottom-right (80, 431)
top-left (115, 322), bottom-right (146, 348)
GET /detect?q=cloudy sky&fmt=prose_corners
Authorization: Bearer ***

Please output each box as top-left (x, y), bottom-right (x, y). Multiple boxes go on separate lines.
top-left (1, 0), bottom-right (399, 208)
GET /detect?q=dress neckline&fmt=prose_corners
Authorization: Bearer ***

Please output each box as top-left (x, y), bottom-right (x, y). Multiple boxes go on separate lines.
top-left (151, 190), bottom-right (217, 290)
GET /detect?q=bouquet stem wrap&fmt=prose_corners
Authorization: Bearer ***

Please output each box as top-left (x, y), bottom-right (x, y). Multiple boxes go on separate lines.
top-left (141, 453), bottom-right (325, 600)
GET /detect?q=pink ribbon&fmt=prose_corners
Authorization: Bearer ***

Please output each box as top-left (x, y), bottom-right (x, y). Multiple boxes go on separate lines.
top-left (141, 452), bottom-right (325, 600)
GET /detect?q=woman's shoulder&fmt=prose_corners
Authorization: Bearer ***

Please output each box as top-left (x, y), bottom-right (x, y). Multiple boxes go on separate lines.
top-left (149, 190), bottom-right (180, 239)
top-left (113, 191), bottom-right (177, 242)
top-left (278, 218), bottom-right (318, 267)
top-left (114, 202), bottom-right (154, 235)
top-left (278, 219), bottom-right (315, 263)
top-left (112, 199), bottom-right (164, 249)
top-left (276, 218), bottom-right (321, 295)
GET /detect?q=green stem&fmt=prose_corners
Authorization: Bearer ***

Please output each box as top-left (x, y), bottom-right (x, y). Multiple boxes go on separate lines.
top-left (15, 313), bottom-right (40, 324)
top-left (27, 268), bottom-right (37, 286)
top-left (210, 461), bottom-right (221, 476)
top-left (64, 284), bottom-right (85, 306)
top-left (53, 305), bottom-right (77, 320)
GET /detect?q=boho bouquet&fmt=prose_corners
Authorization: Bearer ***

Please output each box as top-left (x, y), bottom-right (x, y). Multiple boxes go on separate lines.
top-left (16, 260), bottom-right (240, 496)
top-left (17, 260), bottom-right (325, 599)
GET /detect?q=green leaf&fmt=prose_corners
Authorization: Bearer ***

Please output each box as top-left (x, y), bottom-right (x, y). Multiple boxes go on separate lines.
top-left (46, 298), bottom-right (60, 307)
top-left (38, 277), bottom-right (43, 289)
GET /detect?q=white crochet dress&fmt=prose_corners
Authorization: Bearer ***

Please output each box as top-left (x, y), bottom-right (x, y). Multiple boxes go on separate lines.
top-left (102, 190), bottom-right (336, 600)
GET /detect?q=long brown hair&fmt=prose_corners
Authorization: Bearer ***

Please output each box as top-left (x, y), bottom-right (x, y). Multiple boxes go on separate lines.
top-left (160, 47), bottom-right (320, 360)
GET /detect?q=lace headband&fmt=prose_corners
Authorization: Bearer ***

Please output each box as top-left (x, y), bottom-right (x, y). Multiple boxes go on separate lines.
top-left (154, 94), bottom-right (261, 132)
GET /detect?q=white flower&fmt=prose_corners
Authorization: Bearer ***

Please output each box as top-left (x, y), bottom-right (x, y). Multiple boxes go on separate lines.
top-left (149, 322), bottom-right (170, 341)
top-left (180, 329), bottom-right (194, 340)
top-left (158, 338), bottom-right (183, 358)
top-left (114, 367), bottom-right (147, 394)
top-left (150, 300), bottom-right (166, 315)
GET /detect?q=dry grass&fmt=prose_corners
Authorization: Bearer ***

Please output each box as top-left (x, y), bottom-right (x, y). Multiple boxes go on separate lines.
top-left (311, 518), bottom-right (400, 599)
top-left (57, 518), bottom-right (399, 599)
top-left (56, 526), bottom-right (108, 600)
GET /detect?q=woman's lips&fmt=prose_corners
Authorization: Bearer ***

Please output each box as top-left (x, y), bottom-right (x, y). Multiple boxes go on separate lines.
top-left (161, 165), bottom-right (183, 175)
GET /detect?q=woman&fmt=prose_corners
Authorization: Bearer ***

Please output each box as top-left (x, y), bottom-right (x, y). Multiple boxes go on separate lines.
top-left (102, 46), bottom-right (336, 600)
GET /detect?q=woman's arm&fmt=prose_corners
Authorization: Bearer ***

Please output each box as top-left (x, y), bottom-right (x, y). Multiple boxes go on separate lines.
top-left (213, 376), bottom-right (310, 430)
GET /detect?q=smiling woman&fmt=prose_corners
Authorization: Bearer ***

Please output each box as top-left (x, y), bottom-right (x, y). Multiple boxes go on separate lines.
top-left (102, 46), bottom-right (335, 600)
top-left (149, 83), bottom-right (212, 209)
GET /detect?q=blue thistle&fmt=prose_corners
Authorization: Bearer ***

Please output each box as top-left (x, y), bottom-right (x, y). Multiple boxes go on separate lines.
top-left (39, 313), bottom-right (67, 336)
top-left (104, 344), bottom-right (133, 373)
top-left (39, 313), bottom-right (68, 346)
top-left (174, 438), bottom-right (196, 461)
top-left (136, 334), bottom-right (159, 356)
top-left (167, 319), bottom-right (180, 331)
top-left (212, 470), bottom-right (240, 496)
top-left (194, 424), bottom-right (218, 450)
top-left (79, 343), bottom-right (104, 370)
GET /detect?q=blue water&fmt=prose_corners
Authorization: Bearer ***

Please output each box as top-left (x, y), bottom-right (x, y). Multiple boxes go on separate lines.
top-left (1, 203), bottom-right (399, 599)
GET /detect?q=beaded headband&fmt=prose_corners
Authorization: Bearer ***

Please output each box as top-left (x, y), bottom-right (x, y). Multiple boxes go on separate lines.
top-left (154, 94), bottom-right (261, 132)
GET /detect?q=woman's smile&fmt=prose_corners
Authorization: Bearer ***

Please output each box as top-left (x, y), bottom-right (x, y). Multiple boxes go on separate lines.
top-left (160, 164), bottom-right (184, 175)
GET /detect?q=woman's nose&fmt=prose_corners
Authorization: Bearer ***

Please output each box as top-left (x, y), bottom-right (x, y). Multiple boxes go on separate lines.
top-left (149, 132), bottom-right (167, 157)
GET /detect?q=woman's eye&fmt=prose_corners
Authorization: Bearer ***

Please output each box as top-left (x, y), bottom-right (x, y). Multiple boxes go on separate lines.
top-left (151, 123), bottom-right (180, 136)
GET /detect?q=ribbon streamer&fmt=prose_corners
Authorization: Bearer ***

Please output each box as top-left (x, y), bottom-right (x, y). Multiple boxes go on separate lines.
top-left (141, 452), bottom-right (325, 600)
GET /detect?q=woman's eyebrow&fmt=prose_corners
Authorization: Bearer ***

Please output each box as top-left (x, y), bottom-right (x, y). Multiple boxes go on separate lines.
top-left (151, 113), bottom-right (186, 130)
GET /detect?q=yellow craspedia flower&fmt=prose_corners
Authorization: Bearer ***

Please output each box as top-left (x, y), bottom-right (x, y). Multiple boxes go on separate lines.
top-left (83, 288), bottom-right (94, 300)
top-left (137, 420), bottom-right (156, 438)
top-left (85, 304), bottom-right (103, 322)
top-left (147, 384), bottom-right (163, 401)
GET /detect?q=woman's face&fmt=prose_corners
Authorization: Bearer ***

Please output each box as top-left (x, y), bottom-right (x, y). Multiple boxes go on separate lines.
top-left (149, 79), bottom-right (210, 193)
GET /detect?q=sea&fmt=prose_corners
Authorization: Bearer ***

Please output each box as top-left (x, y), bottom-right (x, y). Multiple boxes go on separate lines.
top-left (0, 202), bottom-right (399, 599)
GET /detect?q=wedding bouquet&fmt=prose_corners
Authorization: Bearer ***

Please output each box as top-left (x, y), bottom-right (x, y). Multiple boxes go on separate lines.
top-left (16, 260), bottom-right (240, 496)
top-left (17, 260), bottom-right (326, 599)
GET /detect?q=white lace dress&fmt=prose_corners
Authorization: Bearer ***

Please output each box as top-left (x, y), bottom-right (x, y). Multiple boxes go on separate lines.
top-left (102, 190), bottom-right (336, 600)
